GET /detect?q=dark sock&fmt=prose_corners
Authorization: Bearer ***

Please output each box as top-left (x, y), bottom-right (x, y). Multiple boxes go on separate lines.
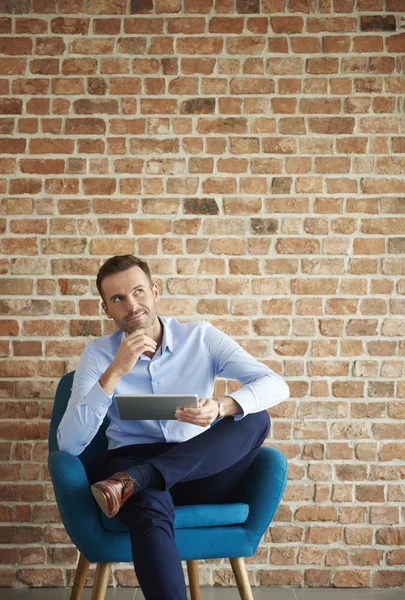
top-left (126, 463), bottom-right (163, 494)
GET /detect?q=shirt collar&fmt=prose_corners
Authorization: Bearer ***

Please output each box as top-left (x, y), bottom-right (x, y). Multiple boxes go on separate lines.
top-left (160, 316), bottom-right (173, 353)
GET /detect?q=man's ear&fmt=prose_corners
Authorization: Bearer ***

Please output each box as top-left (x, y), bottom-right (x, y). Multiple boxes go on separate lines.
top-left (102, 301), bottom-right (112, 319)
top-left (153, 282), bottom-right (160, 303)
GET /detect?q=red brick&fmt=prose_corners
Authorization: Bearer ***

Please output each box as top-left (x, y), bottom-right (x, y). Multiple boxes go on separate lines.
top-left (20, 159), bottom-right (65, 175)
top-left (257, 568), bottom-right (302, 586)
top-left (51, 17), bottom-right (89, 34)
top-left (271, 16), bottom-right (303, 33)
top-left (65, 118), bottom-right (106, 134)
top-left (12, 341), bottom-right (41, 357)
top-left (0, 526), bottom-right (43, 544)
top-left (334, 570), bottom-right (371, 587)
top-left (306, 526), bottom-right (341, 544)
top-left (69, 320), bottom-right (101, 337)
top-left (300, 98), bottom-right (341, 115)
top-left (0, 118), bottom-right (14, 134)
top-left (1, 237), bottom-right (38, 255)
top-left (82, 178), bottom-right (116, 195)
top-left (307, 16), bottom-right (357, 32)
top-left (386, 549), bottom-right (405, 565)
top-left (373, 570), bottom-right (405, 587)
top-left (0, 100), bottom-right (20, 120)
top-left (19, 546), bottom-right (46, 565)
top-left (16, 568), bottom-right (64, 587)
top-left (0, 18), bottom-right (11, 33)
top-left (23, 320), bottom-right (66, 336)
top-left (176, 36), bottom-right (223, 55)
top-left (0, 37), bottom-right (32, 55)
top-left (36, 34), bottom-right (65, 55)
top-left (12, 78), bottom-right (49, 96)
top-left (292, 36), bottom-right (320, 53)
top-left (0, 320), bottom-right (19, 336)
top-left (0, 57), bottom-right (27, 76)
top-left (309, 117), bottom-right (355, 134)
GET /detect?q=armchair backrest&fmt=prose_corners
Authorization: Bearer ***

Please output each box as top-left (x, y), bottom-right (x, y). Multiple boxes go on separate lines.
top-left (48, 371), bottom-right (109, 471)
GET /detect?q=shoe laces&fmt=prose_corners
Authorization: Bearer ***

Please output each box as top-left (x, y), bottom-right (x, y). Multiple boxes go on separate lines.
top-left (114, 474), bottom-right (139, 491)
top-left (121, 477), bottom-right (132, 491)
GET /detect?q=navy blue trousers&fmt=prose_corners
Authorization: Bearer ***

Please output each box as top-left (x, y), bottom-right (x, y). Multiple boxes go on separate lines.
top-left (88, 411), bottom-right (270, 600)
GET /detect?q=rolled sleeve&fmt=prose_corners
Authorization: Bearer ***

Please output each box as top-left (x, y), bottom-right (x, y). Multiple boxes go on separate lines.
top-left (229, 375), bottom-right (290, 420)
top-left (204, 324), bottom-right (290, 418)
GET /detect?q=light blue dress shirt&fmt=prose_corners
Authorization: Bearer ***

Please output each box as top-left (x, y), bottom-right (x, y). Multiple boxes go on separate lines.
top-left (57, 317), bottom-right (290, 456)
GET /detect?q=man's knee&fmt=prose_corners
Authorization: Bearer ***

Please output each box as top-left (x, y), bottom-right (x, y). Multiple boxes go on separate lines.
top-left (117, 488), bottom-right (175, 530)
top-left (245, 410), bottom-right (271, 439)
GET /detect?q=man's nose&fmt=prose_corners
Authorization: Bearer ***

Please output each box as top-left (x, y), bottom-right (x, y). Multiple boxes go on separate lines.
top-left (126, 296), bottom-right (139, 311)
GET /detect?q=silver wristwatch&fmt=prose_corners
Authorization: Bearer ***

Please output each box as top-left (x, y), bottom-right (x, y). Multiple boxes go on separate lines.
top-left (213, 397), bottom-right (226, 418)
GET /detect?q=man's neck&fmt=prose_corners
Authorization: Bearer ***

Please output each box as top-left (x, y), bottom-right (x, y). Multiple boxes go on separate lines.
top-left (150, 315), bottom-right (163, 347)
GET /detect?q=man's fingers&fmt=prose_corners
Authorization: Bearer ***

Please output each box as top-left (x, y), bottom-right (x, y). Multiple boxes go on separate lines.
top-left (182, 407), bottom-right (203, 415)
top-left (125, 334), bottom-right (156, 347)
top-left (126, 340), bottom-right (155, 353)
top-left (124, 337), bottom-right (157, 352)
top-left (125, 328), bottom-right (146, 339)
top-left (175, 405), bottom-right (217, 426)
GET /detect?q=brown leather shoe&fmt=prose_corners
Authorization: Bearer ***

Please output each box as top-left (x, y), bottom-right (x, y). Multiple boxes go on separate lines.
top-left (91, 472), bottom-right (138, 518)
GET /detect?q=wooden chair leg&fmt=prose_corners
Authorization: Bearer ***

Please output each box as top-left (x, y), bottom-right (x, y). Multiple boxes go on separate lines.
top-left (229, 557), bottom-right (254, 600)
top-left (90, 562), bottom-right (111, 600)
top-left (70, 553), bottom-right (90, 600)
top-left (187, 560), bottom-right (200, 600)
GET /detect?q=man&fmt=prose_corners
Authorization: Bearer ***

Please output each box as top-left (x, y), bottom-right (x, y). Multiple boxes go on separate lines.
top-left (57, 254), bottom-right (290, 600)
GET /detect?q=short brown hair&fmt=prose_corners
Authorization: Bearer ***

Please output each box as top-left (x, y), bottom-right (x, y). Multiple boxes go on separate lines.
top-left (96, 255), bottom-right (153, 300)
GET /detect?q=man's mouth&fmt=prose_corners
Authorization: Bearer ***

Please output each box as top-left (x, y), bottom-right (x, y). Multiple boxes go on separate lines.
top-left (126, 312), bottom-right (145, 322)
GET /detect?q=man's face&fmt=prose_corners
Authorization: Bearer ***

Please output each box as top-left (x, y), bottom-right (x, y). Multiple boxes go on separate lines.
top-left (101, 266), bottom-right (160, 333)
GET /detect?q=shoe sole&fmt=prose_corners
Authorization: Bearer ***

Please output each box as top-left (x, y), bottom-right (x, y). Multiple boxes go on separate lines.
top-left (91, 485), bottom-right (116, 518)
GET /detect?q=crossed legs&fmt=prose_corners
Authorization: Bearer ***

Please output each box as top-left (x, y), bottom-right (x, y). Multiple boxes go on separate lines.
top-left (88, 411), bottom-right (270, 600)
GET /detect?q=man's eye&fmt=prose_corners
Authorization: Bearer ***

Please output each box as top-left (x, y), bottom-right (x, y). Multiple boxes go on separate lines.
top-left (113, 297), bottom-right (122, 303)
top-left (135, 289), bottom-right (143, 295)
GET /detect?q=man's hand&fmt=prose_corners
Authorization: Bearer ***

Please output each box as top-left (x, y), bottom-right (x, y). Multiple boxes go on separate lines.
top-left (175, 398), bottom-right (219, 427)
top-left (112, 328), bottom-right (157, 377)
top-left (100, 329), bottom-right (157, 395)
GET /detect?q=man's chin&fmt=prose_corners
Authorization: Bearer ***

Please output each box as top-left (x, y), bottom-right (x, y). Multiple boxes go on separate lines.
top-left (124, 322), bottom-right (144, 333)
top-left (123, 315), bottom-right (150, 332)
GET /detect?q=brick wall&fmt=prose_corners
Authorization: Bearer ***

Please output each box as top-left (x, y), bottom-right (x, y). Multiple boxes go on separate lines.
top-left (1, 0), bottom-right (405, 590)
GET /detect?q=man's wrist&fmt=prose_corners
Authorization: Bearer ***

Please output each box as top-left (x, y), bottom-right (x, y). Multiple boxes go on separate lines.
top-left (212, 397), bottom-right (226, 418)
top-left (213, 395), bottom-right (242, 417)
top-left (99, 365), bottom-right (122, 395)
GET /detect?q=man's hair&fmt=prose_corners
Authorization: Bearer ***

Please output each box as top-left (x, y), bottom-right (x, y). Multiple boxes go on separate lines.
top-left (96, 255), bottom-right (153, 301)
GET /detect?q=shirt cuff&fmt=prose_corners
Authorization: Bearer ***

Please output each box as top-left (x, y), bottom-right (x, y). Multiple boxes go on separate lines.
top-left (227, 389), bottom-right (252, 421)
top-left (82, 381), bottom-right (113, 417)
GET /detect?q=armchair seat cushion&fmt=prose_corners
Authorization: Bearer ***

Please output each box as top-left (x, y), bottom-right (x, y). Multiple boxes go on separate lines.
top-left (100, 502), bottom-right (250, 532)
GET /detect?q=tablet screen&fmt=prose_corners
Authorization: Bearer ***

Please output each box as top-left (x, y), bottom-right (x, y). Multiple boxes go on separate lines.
top-left (115, 394), bottom-right (199, 420)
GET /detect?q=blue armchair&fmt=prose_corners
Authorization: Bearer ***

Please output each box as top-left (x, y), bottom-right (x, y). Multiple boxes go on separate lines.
top-left (48, 372), bottom-right (288, 600)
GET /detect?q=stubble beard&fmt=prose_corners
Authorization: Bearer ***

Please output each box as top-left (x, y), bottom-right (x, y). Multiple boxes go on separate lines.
top-left (120, 310), bottom-right (157, 334)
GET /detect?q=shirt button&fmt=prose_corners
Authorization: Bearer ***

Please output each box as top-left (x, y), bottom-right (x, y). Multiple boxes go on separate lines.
top-left (163, 428), bottom-right (168, 433)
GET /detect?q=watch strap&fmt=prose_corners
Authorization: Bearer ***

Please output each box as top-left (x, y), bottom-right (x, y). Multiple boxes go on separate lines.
top-left (212, 397), bottom-right (226, 418)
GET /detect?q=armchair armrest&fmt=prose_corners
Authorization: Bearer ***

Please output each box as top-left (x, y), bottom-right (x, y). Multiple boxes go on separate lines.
top-left (48, 450), bottom-right (106, 558)
top-left (233, 446), bottom-right (288, 551)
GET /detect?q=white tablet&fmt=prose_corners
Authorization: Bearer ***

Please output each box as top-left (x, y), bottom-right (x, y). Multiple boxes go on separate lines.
top-left (115, 394), bottom-right (199, 420)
